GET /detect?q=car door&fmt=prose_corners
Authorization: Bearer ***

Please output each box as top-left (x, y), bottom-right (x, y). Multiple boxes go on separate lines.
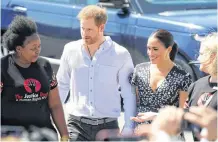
top-left (7, 0), bottom-right (84, 60)
top-left (1, 0), bottom-right (27, 57)
top-left (1, 0), bottom-right (27, 31)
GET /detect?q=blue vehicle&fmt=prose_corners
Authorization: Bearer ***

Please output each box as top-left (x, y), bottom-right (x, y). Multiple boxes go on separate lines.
top-left (1, 0), bottom-right (217, 80)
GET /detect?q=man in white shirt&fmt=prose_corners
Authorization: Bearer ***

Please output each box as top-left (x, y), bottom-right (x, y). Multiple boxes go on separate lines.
top-left (57, 5), bottom-right (136, 141)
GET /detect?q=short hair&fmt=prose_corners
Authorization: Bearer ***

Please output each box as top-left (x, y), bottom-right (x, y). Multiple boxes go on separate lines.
top-left (3, 16), bottom-right (37, 51)
top-left (199, 33), bottom-right (217, 76)
top-left (77, 5), bottom-right (107, 26)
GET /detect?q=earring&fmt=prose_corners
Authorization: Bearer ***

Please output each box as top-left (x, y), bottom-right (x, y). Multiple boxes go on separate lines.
top-left (164, 53), bottom-right (169, 60)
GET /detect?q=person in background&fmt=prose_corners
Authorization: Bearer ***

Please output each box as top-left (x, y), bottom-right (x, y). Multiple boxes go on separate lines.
top-left (130, 29), bottom-right (192, 124)
top-left (1, 16), bottom-right (69, 141)
top-left (57, 5), bottom-right (136, 141)
top-left (185, 33), bottom-right (217, 110)
top-left (134, 106), bottom-right (217, 142)
top-left (184, 32), bottom-right (217, 141)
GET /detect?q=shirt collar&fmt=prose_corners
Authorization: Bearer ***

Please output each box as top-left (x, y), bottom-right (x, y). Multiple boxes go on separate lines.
top-left (98, 36), bottom-right (113, 50)
top-left (203, 75), bottom-right (217, 93)
top-left (81, 36), bottom-right (113, 51)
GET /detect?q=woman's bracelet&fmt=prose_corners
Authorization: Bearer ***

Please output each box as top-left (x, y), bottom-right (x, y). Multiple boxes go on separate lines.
top-left (61, 135), bottom-right (69, 141)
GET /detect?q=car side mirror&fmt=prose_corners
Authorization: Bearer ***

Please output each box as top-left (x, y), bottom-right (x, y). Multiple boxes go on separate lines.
top-left (117, 7), bottom-right (130, 17)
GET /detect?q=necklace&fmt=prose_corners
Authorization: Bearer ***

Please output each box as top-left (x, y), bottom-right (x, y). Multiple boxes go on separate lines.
top-left (86, 45), bottom-right (93, 60)
top-left (86, 39), bottom-right (106, 60)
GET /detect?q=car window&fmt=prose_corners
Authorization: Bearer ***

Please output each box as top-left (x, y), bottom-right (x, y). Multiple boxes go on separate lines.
top-left (137, 0), bottom-right (217, 13)
top-left (37, 0), bottom-right (98, 5)
top-left (37, 0), bottom-right (71, 4)
top-left (145, 0), bottom-right (216, 3)
top-left (69, 0), bottom-right (98, 5)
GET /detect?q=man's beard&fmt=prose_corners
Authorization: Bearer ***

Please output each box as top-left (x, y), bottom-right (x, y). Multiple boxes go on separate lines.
top-left (83, 36), bottom-right (98, 45)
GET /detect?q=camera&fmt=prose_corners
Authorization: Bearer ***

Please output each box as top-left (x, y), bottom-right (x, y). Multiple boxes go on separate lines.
top-left (1, 125), bottom-right (58, 141)
top-left (1, 126), bottom-right (28, 141)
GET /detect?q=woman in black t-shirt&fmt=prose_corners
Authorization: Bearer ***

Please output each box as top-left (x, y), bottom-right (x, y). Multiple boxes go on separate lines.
top-left (184, 33), bottom-right (217, 141)
top-left (1, 16), bottom-right (69, 141)
top-left (185, 33), bottom-right (217, 110)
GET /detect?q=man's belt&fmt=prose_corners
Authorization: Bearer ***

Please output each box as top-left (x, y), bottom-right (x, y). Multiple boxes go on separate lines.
top-left (70, 115), bottom-right (117, 125)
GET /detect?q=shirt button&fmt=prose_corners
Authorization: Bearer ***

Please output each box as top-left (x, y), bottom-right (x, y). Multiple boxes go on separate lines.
top-left (90, 77), bottom-right (92, 79)
top-left (91, 65), bottom-right (93, 67)
top-left (90, 90), bottom-right (92, 92)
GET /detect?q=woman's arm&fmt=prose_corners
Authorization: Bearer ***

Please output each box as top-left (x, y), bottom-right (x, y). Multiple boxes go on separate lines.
top-left (48, 87), bottom-right (69, 139)
top-left (179, 91), bottom-right (188, 108)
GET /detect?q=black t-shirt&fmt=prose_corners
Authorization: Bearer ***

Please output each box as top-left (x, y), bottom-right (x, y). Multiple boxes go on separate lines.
top-left (185, 75), bottom-right (217, 110)
top-left (1, 54), bottom-right (58, 130)
top-left (185, 76), bottom-right (217, 141)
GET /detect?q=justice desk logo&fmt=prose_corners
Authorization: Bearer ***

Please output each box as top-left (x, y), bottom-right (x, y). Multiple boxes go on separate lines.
top-left (15, 78), bottom-right (48, 101)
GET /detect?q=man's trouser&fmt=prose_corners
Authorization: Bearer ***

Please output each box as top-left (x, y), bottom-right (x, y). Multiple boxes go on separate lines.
top-left (67, 115), bottom-right (119, 141)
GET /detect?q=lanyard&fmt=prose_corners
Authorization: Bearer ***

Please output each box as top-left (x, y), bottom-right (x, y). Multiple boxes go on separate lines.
top-left (203, 93), bottom-right (214, 107)
top-left (198, 90), bottom-right (217, 107)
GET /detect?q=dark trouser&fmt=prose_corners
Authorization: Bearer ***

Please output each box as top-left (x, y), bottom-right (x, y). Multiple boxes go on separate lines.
top-left (67, 115), bottom-right (119, 141)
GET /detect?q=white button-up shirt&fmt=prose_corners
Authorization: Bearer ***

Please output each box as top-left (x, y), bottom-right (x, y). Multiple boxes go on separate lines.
top-left (57, 36), bottom-right (136, 132)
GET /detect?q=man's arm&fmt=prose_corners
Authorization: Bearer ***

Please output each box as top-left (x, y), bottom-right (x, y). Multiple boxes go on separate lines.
top-left (119, 53), bottom-right (136, 135)
top-left (56, 45), bottom-right (71, 104)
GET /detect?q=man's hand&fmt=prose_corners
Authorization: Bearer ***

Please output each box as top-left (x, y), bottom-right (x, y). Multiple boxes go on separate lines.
top-left (184, 106), bottom-right (217, 141)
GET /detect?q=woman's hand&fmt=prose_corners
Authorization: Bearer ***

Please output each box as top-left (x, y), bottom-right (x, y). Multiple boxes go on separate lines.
top-left (131, 112), bottom-right (158, 122)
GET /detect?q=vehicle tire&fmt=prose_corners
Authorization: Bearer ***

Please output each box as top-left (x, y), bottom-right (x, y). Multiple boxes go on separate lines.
top-left (174, 54), bottom-right (196, 81)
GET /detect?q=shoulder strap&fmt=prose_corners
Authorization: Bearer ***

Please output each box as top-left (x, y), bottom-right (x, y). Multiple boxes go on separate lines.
top-left (7, 56), bottom-right (25, 87)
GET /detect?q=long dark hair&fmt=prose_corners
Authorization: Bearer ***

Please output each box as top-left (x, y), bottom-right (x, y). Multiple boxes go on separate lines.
top-left (150, 29), bottom-right (178, 61)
